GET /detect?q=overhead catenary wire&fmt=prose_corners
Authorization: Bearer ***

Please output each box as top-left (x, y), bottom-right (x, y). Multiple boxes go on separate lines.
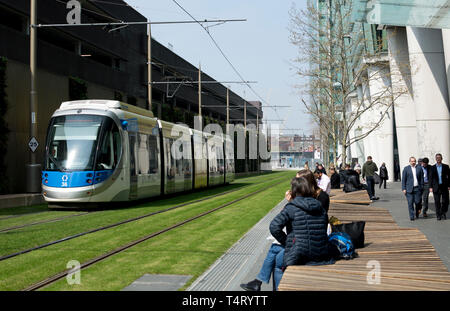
top-left (54, 0), bottom-right (287, 129)
top-left (170, 0), bottom-right (284, 124)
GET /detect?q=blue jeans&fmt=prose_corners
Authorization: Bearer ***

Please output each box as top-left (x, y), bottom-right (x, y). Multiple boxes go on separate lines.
top-left (406, 186), bottom-right (422, 220)
top-left (257, 244), bottom-right (284, 290)
top-left (366, 176), bottom-right (375, 199)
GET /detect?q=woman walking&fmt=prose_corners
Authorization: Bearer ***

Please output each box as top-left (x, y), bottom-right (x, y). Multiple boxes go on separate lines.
top-left (379, 163), bottom-right (388, 189)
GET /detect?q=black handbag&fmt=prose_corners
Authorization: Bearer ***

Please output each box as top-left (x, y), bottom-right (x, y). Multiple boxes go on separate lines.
top-left (332, 221), bottom-right (366, 249)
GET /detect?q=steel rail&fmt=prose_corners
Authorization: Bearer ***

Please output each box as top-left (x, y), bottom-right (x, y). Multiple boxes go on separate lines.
top-left (0, 212), bottom-right (91, 233)
top-left (0, 211), bottom-right (47, 221)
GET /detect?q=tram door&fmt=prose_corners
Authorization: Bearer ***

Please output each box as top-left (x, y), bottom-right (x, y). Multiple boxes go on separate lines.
top-left (128, 133), bottom-right (138, 200)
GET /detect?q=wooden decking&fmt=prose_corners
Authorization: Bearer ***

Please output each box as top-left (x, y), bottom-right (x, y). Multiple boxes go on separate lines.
top-left (278, 189), bottom-right (450, 291)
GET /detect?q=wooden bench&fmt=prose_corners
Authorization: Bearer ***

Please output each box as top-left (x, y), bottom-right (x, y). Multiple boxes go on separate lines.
top-left (329, 189), bottom-right (372, 205)
top-left (278, 190), bottom-right (450, 291)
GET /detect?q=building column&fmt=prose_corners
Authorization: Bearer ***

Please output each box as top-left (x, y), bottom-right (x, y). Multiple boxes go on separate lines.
top-left (407, 27), bottom-right (450, 162)
top-left (367, 63), bottom-right (395, 182)
top-left (349, 94), bottom-right (365, 165)
top-left (359, 83), bottom-right (373, 164)
top-left (387, 27), bottom-right (418, 170)
top-left (440, 28), bottom-right (450, 161)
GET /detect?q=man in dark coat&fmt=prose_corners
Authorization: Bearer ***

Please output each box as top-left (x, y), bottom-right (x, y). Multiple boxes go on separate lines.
top-left (362, 156), bottom-right (379, 200)
top-left (269, 178), bottom-right (332, 267)
top-left (402, 156), bottom-right (424, 221)
top-left (343, 169), bottom-right (366, 193)
top-left (429, 153), bottom-right (450, 220)
top-left (420, 157), bottom-right (432, 217)
top-left (379, 163), bottom-right (388, 189)
top-left (330, 167), bottom-right (340, 189)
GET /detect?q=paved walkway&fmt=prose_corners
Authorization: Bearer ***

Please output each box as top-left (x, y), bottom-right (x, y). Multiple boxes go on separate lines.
top-left (188, 181), bottom-right (450, 291)
top-left (371, 181), bottom-right (450, 270)
top-left (187, 200), bottom-right (286, 291)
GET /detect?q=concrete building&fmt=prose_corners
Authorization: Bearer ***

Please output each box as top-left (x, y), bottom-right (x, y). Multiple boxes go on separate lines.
top-left (0, 0), bottom-right (262, 194)
top-left (352, 0), bottom-right (450, 175)
top-left (270, 134), bottom-right (321, 169)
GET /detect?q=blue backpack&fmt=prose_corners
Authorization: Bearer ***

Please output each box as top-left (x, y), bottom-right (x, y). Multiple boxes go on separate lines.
top-left (328, 232), bottom-right (358, 260)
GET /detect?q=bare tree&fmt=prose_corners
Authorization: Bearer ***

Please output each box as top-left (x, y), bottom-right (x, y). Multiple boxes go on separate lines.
top-left (289, 0), bottom-right (408, 168)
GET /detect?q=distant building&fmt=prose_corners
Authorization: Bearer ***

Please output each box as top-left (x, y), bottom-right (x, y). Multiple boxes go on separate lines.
top-left (271, 134), bottom-right (320, 169)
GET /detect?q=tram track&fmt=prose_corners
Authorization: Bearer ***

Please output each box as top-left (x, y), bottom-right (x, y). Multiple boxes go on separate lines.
top-left (0, 175), bottom-right (288, 262)
top-left (0, 212), bottom-right (91, 233)
top-left (23, 178), bottom-right (286, 291)
top-left (0, 173), bottom-right (276, 233)
top-left (0, 211), bottom-right (48, 221)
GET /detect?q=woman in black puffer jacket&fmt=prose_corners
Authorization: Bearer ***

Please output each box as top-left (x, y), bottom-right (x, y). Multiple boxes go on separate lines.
top-left (270, 177), bottom-right (333, 267)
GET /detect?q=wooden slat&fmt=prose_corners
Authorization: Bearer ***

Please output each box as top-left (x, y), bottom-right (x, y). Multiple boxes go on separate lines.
top-left (278, 191), bottom-right (450, 291)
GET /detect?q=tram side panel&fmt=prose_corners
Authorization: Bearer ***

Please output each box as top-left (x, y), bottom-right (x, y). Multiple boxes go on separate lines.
top-left (207, 135), bottom-right (225, 187)
top-left (224, 135), bottom-right (235, 183)
top-left (193, 131), bottom-right (208, 189)
top-left (161, 121), bottom-right (193, 194)
top-left (132, 117), bottom-right (162, 200)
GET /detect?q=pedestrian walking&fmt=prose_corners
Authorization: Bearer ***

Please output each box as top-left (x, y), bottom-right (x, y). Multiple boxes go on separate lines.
top-left (379, 162), bottom-right (388, 189)
top-left (402, 157), bottom-right (424, 221)
top-left (429, 153), bottom-right (450, 220)
top-left (362, 156), bottom-right (379, 201)
top-left (420, 157), bottom-right (431, 217)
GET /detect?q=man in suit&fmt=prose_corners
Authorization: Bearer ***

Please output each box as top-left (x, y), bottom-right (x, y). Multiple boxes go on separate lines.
top-left (402, 157), bottom-right (424, 221)
top-left (420, 158), bottom-right (432, 218)
top-left (429, 153), bottom-right (450, 220)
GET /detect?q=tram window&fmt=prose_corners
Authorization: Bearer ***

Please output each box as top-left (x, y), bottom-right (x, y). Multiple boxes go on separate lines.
top-left (182, 141), bottom-right (192, 178)
top-left (148, 135), bottom-right (158, 174)
top-left (209, 144), bottom-right (217, 173)
top-left (217, 146), bottom-right (224, 174)
top-left (137, 134), bottom-right (149, 175)
top-left (165, 138), bottom-right (175, 180)
top-left (112, 126), bottom-right (121, 165)
top-left (97, 131), bottom-right (114, 170)
top-left (96, 121), bottom-right (121, 171)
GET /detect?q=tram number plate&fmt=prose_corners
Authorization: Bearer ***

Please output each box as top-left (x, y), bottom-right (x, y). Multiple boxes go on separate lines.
top-left (61, 175), bottom-right (69, 187)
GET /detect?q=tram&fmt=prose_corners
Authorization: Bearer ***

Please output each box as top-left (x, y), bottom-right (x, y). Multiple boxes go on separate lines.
top-left (42, 100), bottom-right (235, 207)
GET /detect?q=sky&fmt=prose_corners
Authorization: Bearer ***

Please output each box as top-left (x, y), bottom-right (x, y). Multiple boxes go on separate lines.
top-left (125, 0), bottom-right (312, 135)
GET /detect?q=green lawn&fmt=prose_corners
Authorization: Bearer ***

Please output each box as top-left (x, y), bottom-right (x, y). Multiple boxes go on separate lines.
top-left (44, 179), bottom-right (291, 291)
top-left (0, 172), bottom-right (286, 257)
top-left (0, 170), bottom-right (294, 290)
